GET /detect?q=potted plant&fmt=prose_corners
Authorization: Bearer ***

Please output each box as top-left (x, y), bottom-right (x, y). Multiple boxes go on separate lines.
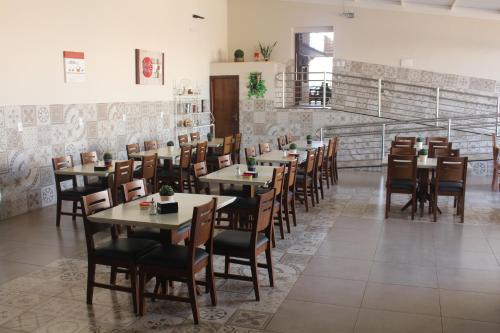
top-left (289, 143), bottom-right (298, 154)
top-left (103, 152), bottom-right (112, 167)
top-left (247, 72), bottom-right (267, 99)
top-left (416, 136), bottom-right (423, 150)
top-left (166, 141), bottom-right (175, 153)
top-left (159, 185), bottom-right (175, 202)
top-left (306, 135), bottom-right (313, 145)
top-left (247, 157), bottom-right (257, 172)
top-left (207, 132), bottom-right (213, 142)
top-left (418, 148), bottom-right (428, 163)
top-left (234, 49), bottom-right (244, 62)
top-left (259, 41), bottom-right (277, 61)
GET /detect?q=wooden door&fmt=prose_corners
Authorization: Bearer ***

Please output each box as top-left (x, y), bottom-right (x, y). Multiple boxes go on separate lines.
top-left (210, 76), bottom-right (239, 138)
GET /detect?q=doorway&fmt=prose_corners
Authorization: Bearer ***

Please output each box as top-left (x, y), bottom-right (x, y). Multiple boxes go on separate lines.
top-left (210, 75), bottom-right (239, 138)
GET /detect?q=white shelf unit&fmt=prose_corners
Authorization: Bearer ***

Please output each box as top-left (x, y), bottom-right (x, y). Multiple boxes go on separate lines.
top-left (174, 94), bottom-right (214, 144)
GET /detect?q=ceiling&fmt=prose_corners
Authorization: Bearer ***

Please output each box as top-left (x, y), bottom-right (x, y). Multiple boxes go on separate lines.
top-left (281, 0), bottom-right (500, 19)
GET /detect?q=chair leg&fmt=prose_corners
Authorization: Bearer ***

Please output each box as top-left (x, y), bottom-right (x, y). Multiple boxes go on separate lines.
top-left (86, 262), bottom-right (96, 305)
top-left (433, 193), bottom-right (438, 222)
top-left (207, 257), bottom-right (217, 306)
top-left (250, 257), bottom-right (260, 301)
top-left (319, 176), bottom-right (324, 200)
top-left (110, 267), bottom-right (117, 285)
top-left (276, 206), bottom-right (285, 239)
top-left (385, 190), bottom-right (391, 219)
top-left (302, 185), bottom-right (309, 212)
top-left (411, 191), bottom-right (416, 220)
top-left (283, 201), bottom-right (291, 233)
top-left (460, 195), bottom-right (465, 223)
top-left (492, 169), bottom-right (498, 191)
top-left (291, 197), bottom-right (297, 226)
top-left (313, 179), bottom-right (319, 204)
top-left (309, 182), bottom-right (316, 208)
top-left (129, 266), bottom-right (138, 314)
top-left (224, 255), bottom-right (230, 277)
top-left (72, 201), bottom-right (77, 221)
top-left (138, 271), bottom-right (146, 316)
top-left (187, 275), bottom-right (199, 324)
top-left (265, 248), bottom-right (274, 287)
top-left (56, 199), bottom-right (62, 227)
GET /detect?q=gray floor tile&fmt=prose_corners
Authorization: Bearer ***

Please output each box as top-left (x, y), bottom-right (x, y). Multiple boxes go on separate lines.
top-left (354, 308), bottom-right (442, 333)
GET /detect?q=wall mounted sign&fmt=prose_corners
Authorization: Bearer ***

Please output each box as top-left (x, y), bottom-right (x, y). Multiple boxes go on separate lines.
top-left (135, 49), bottom-right (164, 85)
top-left (63, 51), bottom-right (86, 83)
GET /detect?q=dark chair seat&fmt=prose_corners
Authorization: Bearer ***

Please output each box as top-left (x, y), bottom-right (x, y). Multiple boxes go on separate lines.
top-left (432, 180), bottom-right (463, 192)
top-left (234, 197), bottom-right (258, 210)
top-left (61, 185), bottom-right (102, 198)
top-left (137, 244), bottom-right (208, 269)
top-left (93, 238), bottom-right (159, 260)
top-left (213, 230), bottom-right (268, 254)
top-left (128, 228), bottom-right (163, 242)
top-left (389, 179), bottom-right (415, 190)
top-left (220, 186), bottom-right (246, 197)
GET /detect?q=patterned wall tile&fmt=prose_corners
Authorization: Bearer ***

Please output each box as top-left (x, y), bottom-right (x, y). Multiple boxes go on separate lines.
top-left (36, 105), bottom-right (50, 125)
top-left (0, 106), bottom-right (4, 127)
top-left (5, 106), bottom-right (21, 129)
top-left (41, 185), bottom-right (57, 207)
top-left (0, 152), bottom-right (8, 174)
top-left (50, 105), bottom-right (64, 124)
top-left (21, 105), bottom-right (37, 127)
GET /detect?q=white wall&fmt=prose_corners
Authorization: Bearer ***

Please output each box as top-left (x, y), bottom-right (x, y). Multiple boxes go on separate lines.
top-left (0, 0), bottom-right (228, 105)
top-left (228, 0), bottom-right (500, 80)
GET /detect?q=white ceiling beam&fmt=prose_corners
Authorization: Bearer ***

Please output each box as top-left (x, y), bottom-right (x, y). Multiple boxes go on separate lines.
top-left (449, 0), bottom-right (458, 10)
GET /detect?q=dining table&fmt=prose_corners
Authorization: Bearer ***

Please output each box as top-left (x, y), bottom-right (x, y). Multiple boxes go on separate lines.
top-left (180, 139), bottom-right (224, 148)
top-left (255, 150), bottom-right (307, 165)
top-left (128, 147), bottom-right (181, 160)
top-left (285, 140), bottom-right (324, 150)
top-left (54, 160), bottom-right (141, 178)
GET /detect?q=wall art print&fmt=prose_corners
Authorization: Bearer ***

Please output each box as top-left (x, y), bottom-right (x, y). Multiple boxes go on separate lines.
top-left (135, 49), bottom-right (164, 85)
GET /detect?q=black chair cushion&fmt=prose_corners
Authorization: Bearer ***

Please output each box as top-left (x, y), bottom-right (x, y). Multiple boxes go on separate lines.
top-left (137, 244), bottom-right (208, 269)
top-left (93, 238), bottom-right (159, 260)
top-left (213, 230), bottom-right (268, 254)
top-left (61, 185), bottom-right (103, 198)
top-left (234, 197), bottom-right (258, 210)
top-left (389, 179), bottom-right (415, 190)
top-left (432, 180), bottom-right (463, 192)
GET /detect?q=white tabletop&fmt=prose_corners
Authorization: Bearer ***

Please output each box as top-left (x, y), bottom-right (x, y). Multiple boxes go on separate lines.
top-left (180, 138), bottom-right (224, 148)
top-left (88, 193), bottom-right (236, 230)
top-left (54, 160), bottom-right (140, 177)
top-left (198, 164), bottom-right (274, 186)
top-left (285, 140), bottom-right (324, 150)
top-left (382, 157), bottom-right (437, 169)
top-left (255, 150), bottom-right (307, 164)
top-left (128, 147), bottom-right (180, 160)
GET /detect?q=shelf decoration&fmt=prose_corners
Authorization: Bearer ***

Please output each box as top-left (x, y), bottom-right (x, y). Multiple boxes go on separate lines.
top-left (63, 51), bottom-right (86, 83)
top-left (135, 49), bottom-right (164, 85)
top-left (247, 72), bottom-right (266, 99)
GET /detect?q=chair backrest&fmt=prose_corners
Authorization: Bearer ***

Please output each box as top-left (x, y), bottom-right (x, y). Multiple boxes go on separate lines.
top-left (122, 179), bottom-right (147, 202)
top-left (245, 146), bottom-right (257, 163)
top-left (277, 136), bottom-right (286, 150)
top-left (189, 198), bottom-right (217, 262)
top-left (270, 166), bottom-right (285, 197)
top-left (144, 140), bottom-right (158, 151)
top-left (434, 147), bottom-right (460, 158)
top-left (391, 141), bottom-right (412, 148)
top-left (429, 142), bottom-right (452, 158)
top-left (315, 146), bottom-right (325, 174)
top-left (436, 156), bottom-right (468, 186)
top-left (253, 189), bottom-right (276, 241)
top-left (304, 149), bottom-right (316, 175)
top-left (81, 189), bottom-right (116, 251)
top-left (192, 161), bottom-right (208, 194)
top-left (259, 143), bottom-right (271, 155)
top-left (495, 147), bottom-right (500, 166)
top-left (179, 145), bottom-right (192, 169)
top-left (286, 134), bottom-right (293, 145)
top-left (493, 134), bottom-right (497, 149)
top-left (140, 153), bottom-right (157, 185)
top-left (222, 135), bottom-right (233, 155)
top-left (426, 136), bottom-right (448, 144)
top-left (178, 134), bottom-right (189, 145)
top-left (52, 156), bottom-right (77, 190)
top-left (190, 132), bottom-right (200, 141)
top-left (286, 159), bottom-right (298, 191)
top-left (126, 143), bottom-right (140, 160)
top-left (218, 154), bottom-right (232, 169)
top-left (395, 136), bottom-right (416, 145)
top-left (195, 141), bottom-right (208, 163)
top-left (233, 133), bottom-right (242, 153)
top-left (326, 139), bottom-right (335, 159)
top-left (390, 147), bottom-right (416, 155)
top-left (112, 160), bottom-right (134, 203)
top-left (387, 155), bottom-right (417, 182)
top-left (80, 151), bottom-right (98, 164)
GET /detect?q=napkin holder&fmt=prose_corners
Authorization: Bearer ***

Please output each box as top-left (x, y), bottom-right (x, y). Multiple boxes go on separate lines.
top-left (243, 171), bottom-right (258, 178)
top-left (94, 165), bottom-right (109, 171)
top-left (157, 201), bottom-right (178, 214)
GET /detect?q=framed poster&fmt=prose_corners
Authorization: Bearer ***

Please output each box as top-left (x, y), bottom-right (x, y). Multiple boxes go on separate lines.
top-left (63, 51), bottom-right (86, 83)
top-left (135, 49), bottom-right (164, 85)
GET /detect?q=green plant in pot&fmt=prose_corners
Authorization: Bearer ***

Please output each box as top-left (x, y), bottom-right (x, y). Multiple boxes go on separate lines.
top-left (207, 133), bottom-right (213, 142)
top-left (103, 152), bottom-right (112, 167)
top-left (418, 148), bottom-right (428, 163)
top-left (234, 49), bottom-right (244, 62)
top-left (289, 143), bottom-right (298, 154)
top-left (416, 136), bottom-right (423, 149)
top-left (159, 185), bottom-right (175, 201)
top-left (306, 135), bottom-right (313, 145)
top-left (247, 157), bottom-right (257, 172)
top-left (247, 72), bottom-right (267, 99)
top-left (259, 41), bottom-right (277, 61)
top-left (166, 141), bottom-right (175, 153)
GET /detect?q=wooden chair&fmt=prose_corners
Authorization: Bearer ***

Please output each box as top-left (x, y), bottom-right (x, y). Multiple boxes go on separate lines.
top-left (81, 189), bottom-right (159, 313)
top-left (426, 136), bottom-right (448, 144)
top-left (144, 140), bottom-right (158, 151)
top-left (245, 146), bottom-right (258, 164)
top-left (322, 139), bottom-right (335, 188)
top-left (126, 143), bottom-right (141, 161)
top-left (111, 160), bottom-right (134, 205)
top-left (395, 136), bottom-right (416, 145)
top-left (52, 156), bottom-right (101, 227)
top-left (137, 198), bottom-right (218, 323)
top-left (390, 147), bottom-right (417, 155)
top-left (283, 159), bottom-right (298, 229)
top-left (295, 150), bottom-right (316, 212)
top-left (178, 134), bottom-right (189, 145)
top-left (190, 132), bottom-right (200, 142)
top-left (158, 146), bottom-right (192, 193)
top-left (391, 141), bottom-right (412, 148)
top-left (333, 137), bottom-right (340, 184)
top-left (194, 141), bottom-right (208, 163)
top-left (286, 134), bottom-right (293, 145)
top-left (213, 190), bottom-right (275, 301)
top-left (192, 161), bottom-right (210, 194)
top-left (430, 156), bottom-right (468, 223)
top-left (493, 145), bottom-right (500, 191)
top-left (385, 155), bottom-right (418, 220)
top-left (277, 136), bottom-right (287, 150)
top-left (207, 135), bottom-right (233, 171)
top-left (434, 147), bottom-right (460, 158)
top-left (80, 151), bottom-right (106, 189)
top-left (232, 133), bottom-right (242, 164)
top-left (259, 143), bottom-right (272, 155)
top-left (140, 154), bottom-right (158, 193)
top-left (429, 142), bottom-right (452, 158)
top-left (313, 146), bottom-right (325, 203)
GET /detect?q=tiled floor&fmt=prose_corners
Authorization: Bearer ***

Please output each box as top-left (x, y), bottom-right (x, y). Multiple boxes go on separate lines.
top-left (1, 170), bottom-right (500, 332)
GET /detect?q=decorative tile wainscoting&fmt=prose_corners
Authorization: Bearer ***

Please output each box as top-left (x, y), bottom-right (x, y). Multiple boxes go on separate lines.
top-left (0, 101), bottom-right (182, 221)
